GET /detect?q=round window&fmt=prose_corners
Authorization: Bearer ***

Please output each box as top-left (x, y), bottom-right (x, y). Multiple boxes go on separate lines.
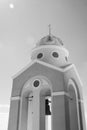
top-left (37, 53), bottom-right (43, 59)
top-left (33, 80), bottom-right (40, 87)
top-left (52, 52), bottom-right (59, 58)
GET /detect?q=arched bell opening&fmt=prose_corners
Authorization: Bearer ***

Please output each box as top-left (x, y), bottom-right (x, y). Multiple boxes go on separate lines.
top-left (45, 96), bottom-right (52, 130)
top-left (18, 76), bottom-right (52, 130)
top-left (68, 78), bottom-right (86, 130)
top-left (39, 81), bottom-right (52, 130)
top-left (68, 79), bottom-right (80, 130)
top-left (71, 79), bottom-right (86, 130)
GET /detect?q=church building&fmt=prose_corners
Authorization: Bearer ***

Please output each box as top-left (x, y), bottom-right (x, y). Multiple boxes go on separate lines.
top-left (8, 30), bottom-right (86, 130)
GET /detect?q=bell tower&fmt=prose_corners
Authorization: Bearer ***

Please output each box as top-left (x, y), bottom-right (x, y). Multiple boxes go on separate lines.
top-left (8, 32), bottom-right (86, 130)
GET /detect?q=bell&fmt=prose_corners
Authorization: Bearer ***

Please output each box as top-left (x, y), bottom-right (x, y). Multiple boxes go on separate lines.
top-left (45, 99), bottom-right (51, 115)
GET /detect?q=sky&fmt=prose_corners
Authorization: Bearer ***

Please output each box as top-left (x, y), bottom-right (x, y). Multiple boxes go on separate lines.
top-left (0, 0), bottom-right (87, 129)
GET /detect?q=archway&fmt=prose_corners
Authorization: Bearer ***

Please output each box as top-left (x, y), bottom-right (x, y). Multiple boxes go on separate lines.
top-left (18, 76), bottom-right (52, 130)
top-left (68, 79), bottom-right (80, 130)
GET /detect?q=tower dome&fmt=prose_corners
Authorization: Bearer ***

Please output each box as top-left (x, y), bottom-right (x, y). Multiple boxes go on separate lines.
top-left (36, 35), bottom-right (63, 47)
top-left (31, 34), bottom-right (69, 68)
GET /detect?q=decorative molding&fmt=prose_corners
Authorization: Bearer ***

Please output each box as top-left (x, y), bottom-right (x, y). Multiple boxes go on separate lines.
top-left (12, 60), bottom-right (74, 79)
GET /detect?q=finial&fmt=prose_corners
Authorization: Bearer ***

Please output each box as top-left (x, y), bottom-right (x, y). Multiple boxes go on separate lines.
top-left (48, 24), bottom-right (51, 36)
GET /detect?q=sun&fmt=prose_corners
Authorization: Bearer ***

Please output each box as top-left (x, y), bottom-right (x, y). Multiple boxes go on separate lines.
top-left (9, 3), bottom-right (14, 9)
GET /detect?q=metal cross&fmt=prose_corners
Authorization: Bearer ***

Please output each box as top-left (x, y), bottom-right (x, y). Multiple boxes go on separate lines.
top-left (48, 24), bottom-right (51, 36)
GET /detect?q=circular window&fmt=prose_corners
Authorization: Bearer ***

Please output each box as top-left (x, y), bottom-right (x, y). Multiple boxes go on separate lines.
top-left (52, 52), bottom-right (59, 58)
top-left (37, 53), bottom-right (43, 59)
top-left (33, 80), bottom-right (40, 87)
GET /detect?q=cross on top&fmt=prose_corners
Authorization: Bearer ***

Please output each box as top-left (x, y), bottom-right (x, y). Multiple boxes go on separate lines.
top-left (48, 24), bottom-right (52, 36)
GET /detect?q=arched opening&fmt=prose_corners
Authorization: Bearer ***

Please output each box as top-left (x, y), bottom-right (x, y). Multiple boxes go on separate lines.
top-left (68, 79), bottom-right (80, 130)
top-left (72, 79), bottom-right (86, 130)
top-left (45, 96), bottom-right (52, 130)
top-left (18, 76), bottom-right (52, 130)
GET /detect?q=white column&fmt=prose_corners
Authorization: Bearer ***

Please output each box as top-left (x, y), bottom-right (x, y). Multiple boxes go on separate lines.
top-left (27, 94), bottom-right (33, 130)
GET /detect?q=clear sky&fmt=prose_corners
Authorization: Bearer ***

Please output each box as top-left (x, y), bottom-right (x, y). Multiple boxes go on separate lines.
top-left (0, 0), bottom-right (87, 129)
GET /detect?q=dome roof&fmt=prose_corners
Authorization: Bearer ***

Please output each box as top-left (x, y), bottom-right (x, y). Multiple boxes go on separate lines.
top-left (36, 35), bottom-right (64, 47)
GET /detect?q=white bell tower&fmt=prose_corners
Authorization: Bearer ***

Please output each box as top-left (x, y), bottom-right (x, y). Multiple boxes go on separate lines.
top-left (8, 31), bottom-right (86, 130)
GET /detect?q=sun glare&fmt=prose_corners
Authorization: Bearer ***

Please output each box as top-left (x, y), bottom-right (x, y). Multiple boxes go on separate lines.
top-left (9, 3), bottom-right (14, 9)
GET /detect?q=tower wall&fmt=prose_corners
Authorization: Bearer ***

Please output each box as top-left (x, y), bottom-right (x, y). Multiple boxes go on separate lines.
top-left (52, 95), bottom-right (67, 130)
top-left (8, 61), bottom-right (86, 130)
top-left (8, 100), bottom-right (20, 130)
